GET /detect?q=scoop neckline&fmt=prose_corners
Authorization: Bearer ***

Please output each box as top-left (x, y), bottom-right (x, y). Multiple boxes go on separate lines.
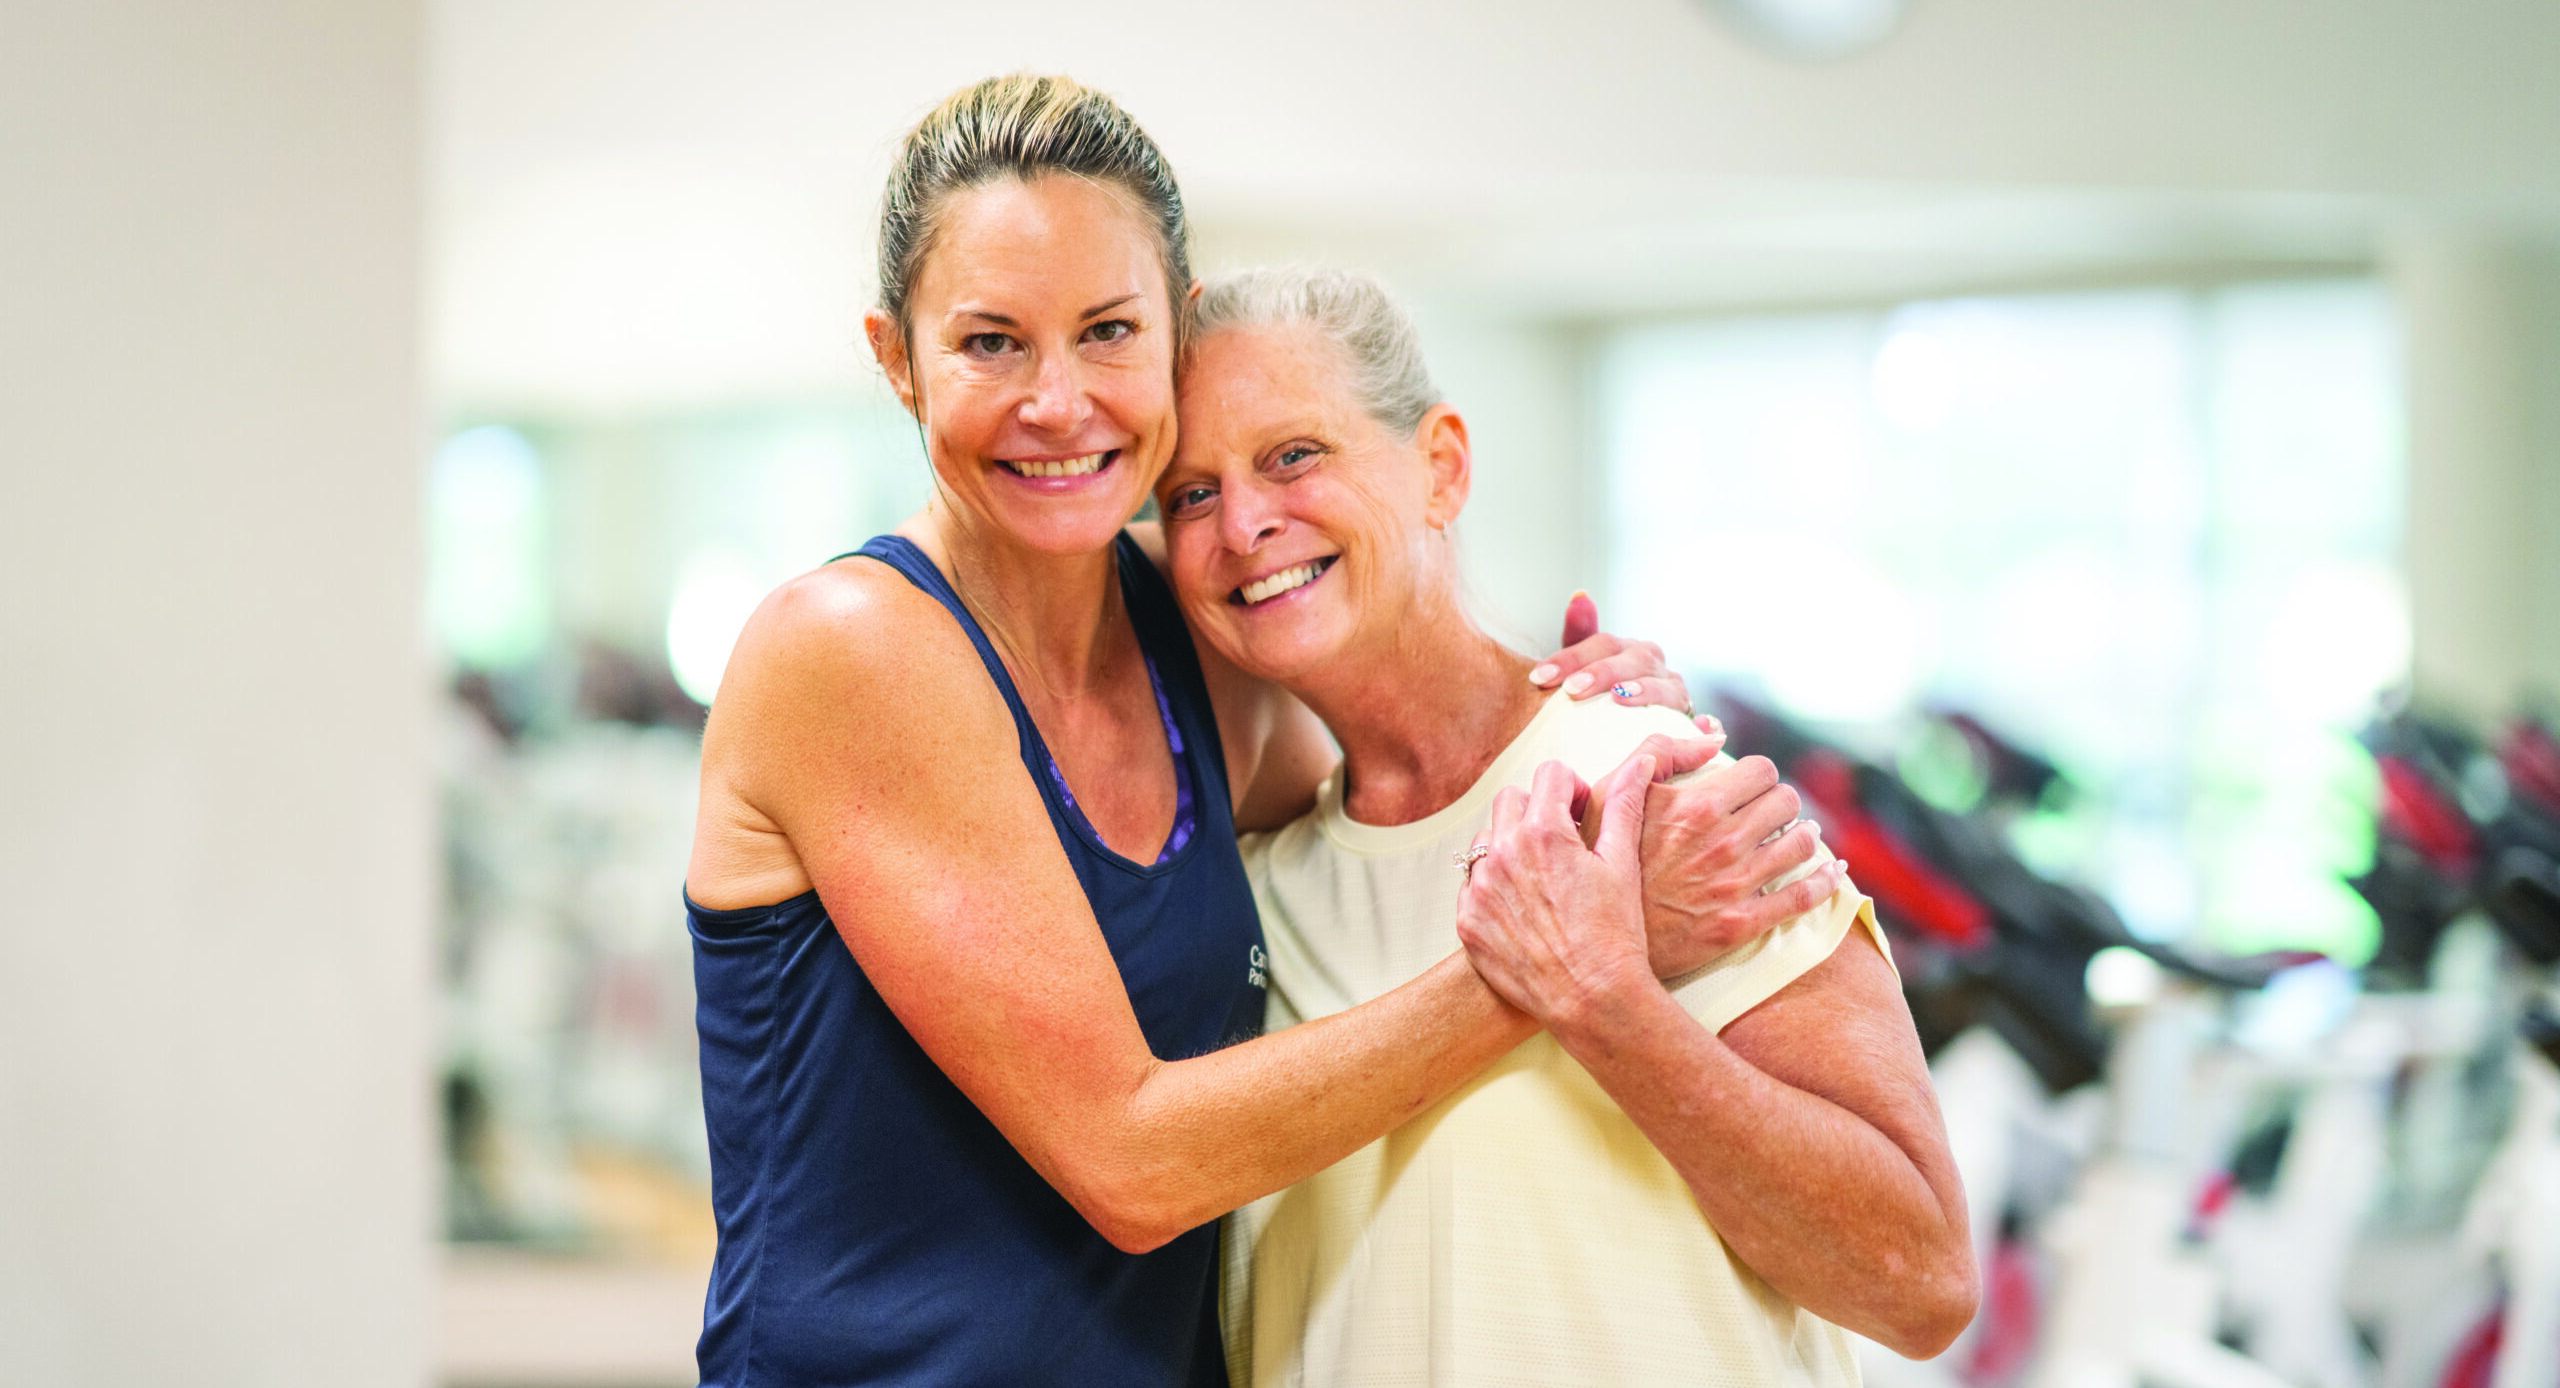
top-left (1313, 690), bottom-right (1580, 856)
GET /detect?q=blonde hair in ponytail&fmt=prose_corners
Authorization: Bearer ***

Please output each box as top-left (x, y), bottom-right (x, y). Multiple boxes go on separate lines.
top-left (877, 75), bottom-right (1193, 349)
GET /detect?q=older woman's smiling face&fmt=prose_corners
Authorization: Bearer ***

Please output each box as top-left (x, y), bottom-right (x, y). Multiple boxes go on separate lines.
top-left (1160, 322), bottom-right (1470, 688)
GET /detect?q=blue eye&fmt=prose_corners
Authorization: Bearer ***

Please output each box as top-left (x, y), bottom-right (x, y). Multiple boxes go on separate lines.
top-left (1165, 484), bottom-right (1218, 519)
top-left (1274, 445), bottom-right (1320, 470)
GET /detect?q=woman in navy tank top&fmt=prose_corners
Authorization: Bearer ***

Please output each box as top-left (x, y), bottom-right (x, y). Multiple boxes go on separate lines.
top-left (682, 76), bottom-right (1795, 1387)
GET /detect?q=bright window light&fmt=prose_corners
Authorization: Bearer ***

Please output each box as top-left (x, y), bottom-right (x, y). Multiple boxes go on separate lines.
top-left (429, 425), bottom-right (549, 669)
top-left (1602, 280), bottom-right (2404, 961)
top-left (666, 553), bottom-right (764, 707)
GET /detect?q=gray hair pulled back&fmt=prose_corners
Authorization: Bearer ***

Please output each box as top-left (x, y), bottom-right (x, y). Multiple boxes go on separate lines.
top-left (1193, 267), bottom-right (1442, 437)
top-left (878, 75), bottom-right (1192, 347)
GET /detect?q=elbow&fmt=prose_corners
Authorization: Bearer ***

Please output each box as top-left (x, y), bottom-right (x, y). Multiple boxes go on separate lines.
top-left (1875, 1246), bottom-right (1981, 1361)
top-left (1053, 1160), bottom-right (1199, 1256)
top-left (1085, 1206), bottom-right (1187, 1257)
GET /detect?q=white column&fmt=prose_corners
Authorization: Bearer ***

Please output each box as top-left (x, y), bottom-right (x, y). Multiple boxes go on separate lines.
top-left (2389, 230), bottom-right (2560, 720)
top-left (0, 2), bottom-right (432, 1384)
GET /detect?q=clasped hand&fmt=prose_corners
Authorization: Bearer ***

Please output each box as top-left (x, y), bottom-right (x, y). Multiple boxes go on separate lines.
top-left (1454, 735), bottom-right (1847, 1028)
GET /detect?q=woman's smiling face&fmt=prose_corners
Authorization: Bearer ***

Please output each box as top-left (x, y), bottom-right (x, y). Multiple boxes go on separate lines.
top-left (881, 174), bottom-right (1182, 557)
top-left (1159, 322), bottom-right (1470, 688)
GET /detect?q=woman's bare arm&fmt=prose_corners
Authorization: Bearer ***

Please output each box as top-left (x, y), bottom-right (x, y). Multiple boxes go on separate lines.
top-left (707, 563), bottom-right (1535, 1255)
top-left (1556, 927), bottom-right (1977, 1357)
top-left (1458, 761), bottom-right (1978, 1358)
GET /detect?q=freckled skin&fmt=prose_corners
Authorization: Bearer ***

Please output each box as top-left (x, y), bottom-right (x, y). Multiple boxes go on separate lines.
top-left (888, 175), bottom-right (1180, 560)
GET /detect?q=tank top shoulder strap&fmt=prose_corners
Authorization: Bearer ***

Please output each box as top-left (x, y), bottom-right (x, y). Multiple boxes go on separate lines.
top-left (845, 534), bottom-right (1043, 745)
top-left (1109, 532), bottom-right (1236, 821)
top-left (844, 532), bottom-right (1233, 823)
top-left (1109, 532), bottom-right (1195, 682)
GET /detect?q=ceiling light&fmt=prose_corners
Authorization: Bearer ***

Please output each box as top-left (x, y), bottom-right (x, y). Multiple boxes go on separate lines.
top-left (1700, 0), bottom-right (1914, 60)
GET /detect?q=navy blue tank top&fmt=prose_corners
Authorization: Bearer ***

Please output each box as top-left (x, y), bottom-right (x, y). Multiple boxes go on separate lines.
top-left (687, 532), bottom-right (1267, 1387)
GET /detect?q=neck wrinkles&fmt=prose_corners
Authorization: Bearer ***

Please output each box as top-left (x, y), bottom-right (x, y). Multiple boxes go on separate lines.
top-left (1294, 592), bottom-right (1545, 828)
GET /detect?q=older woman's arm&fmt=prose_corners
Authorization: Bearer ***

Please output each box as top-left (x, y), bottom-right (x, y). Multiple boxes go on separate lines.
top-left (1457, 760), bottom-right (1979, 1359)
top-left (1559, 924), bottom-right (1976, 1358)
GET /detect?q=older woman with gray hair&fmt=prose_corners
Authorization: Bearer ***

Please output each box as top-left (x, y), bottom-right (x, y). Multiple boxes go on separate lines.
top-left (1157, 267), bottom-right (1980, 1387)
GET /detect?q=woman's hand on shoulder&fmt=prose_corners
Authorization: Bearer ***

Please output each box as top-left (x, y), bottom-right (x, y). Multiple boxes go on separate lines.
top-left (1529, 591), bottom-right (1690, 713)
top-left (1638, 753), bottom-right (1849, 977)
top-left (1554, 728), bottom-right (1846, 979)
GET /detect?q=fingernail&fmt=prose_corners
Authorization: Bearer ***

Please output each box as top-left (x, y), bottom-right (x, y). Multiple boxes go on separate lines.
top-left (1563, 672), bottom-right (1594, 696)
top-left (1611, 680), bottom-right (1640, 700)
top-left (1529, 663), bottom-right (1558, 685)
top-left (1702, 715), bottom-right (1724, 736)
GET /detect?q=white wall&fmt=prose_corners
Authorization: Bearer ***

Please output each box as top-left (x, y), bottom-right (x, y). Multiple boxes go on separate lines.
top-left (429, 0), bottom-right (2560, 408)
top-left (426, 0), bottom-right (2560, 711)
top-left (1407, 310), bottom-right (1598, 648)
top-left (0, 3), bottom-right (433, 1384)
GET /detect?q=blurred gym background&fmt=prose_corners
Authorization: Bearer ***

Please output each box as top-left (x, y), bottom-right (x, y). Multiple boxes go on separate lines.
top-left (6, 2), bottom-right (2558, 1385)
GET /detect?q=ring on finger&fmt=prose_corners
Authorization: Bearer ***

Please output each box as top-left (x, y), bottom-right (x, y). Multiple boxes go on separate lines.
top-left (1453, 843), bottom-right (1493, 878)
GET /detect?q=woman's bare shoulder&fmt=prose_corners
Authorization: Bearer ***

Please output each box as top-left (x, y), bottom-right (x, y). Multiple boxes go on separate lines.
top-left (686, 560), bottom-right (910, 902)
top-left (762, 554), bottom-right (945, 653)
top-left (703, 555), bottom-right (1003, 787)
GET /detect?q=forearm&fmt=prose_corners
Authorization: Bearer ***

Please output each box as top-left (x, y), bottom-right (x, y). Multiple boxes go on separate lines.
top-left (1552, 983), bottom-right (1975, 1356)
top-left (1069, 951), bottom-right (1536, 1252)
